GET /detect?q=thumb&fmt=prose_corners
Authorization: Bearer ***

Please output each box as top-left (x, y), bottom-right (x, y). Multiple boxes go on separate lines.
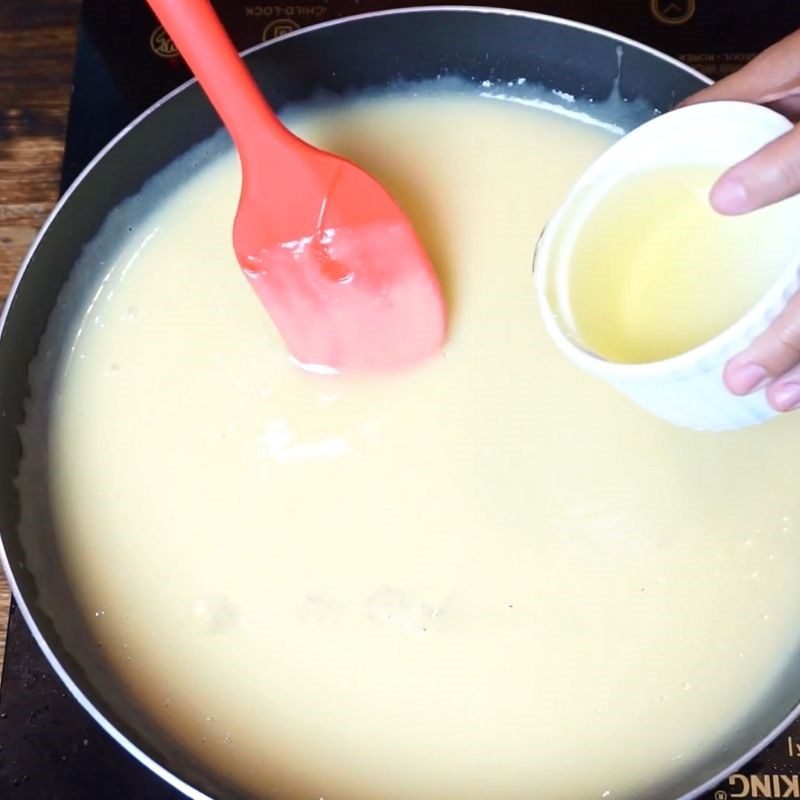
top-left (710, 123), bottom-right (800, 214)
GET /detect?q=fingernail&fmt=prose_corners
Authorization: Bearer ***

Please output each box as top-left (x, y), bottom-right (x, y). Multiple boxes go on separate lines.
top-left (727, 364), bottom-right (769, 395)
top-left (772, 382), bottom-right (800, 412)
top-left (711, 179), bottom-right (750, 215)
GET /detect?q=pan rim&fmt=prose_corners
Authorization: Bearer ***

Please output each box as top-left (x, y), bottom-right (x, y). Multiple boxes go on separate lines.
top-left (5, 8), bottom-right (772, 800)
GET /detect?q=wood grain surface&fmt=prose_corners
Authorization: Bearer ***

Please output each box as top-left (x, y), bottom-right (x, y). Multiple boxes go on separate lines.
top-left (0, 0), bottom-right (81, 677)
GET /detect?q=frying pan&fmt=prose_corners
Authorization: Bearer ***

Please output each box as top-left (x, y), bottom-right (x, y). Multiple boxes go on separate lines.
top-left (2, 8), bottom-right (796, 799)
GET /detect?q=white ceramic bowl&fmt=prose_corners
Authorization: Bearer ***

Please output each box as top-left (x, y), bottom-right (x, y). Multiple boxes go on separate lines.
top-left (535, 100), bottom-right (800, 432)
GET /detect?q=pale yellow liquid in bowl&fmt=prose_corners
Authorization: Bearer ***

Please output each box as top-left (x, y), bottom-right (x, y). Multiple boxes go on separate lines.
top-left (17, 87), bottom-right (800, 800)
top-left (567, 164), bottom-right (797, 363)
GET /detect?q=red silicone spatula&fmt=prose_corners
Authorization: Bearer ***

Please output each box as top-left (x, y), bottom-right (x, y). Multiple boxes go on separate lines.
top-left (146, 0), bottom-right (446, 372)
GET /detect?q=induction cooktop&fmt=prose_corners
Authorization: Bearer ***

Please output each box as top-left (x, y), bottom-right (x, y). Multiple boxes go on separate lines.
top-left (1, 1), bottom-right (799, 798)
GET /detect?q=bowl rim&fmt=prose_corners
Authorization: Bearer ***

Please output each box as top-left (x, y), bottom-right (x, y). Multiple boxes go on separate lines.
top-left (535, 99), bottom-right (800, 382)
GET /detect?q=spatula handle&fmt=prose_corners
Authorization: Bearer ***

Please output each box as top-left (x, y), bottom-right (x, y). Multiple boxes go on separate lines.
top-left (146, 0), bottom-right (294, 161)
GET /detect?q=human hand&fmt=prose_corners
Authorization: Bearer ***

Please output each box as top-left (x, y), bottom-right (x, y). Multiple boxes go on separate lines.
top-left (680, 28), bottom-right (800, 412)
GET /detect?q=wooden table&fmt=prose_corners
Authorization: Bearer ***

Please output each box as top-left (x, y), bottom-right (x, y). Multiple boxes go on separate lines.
top-left (0, 0), bottom-right (81, 678)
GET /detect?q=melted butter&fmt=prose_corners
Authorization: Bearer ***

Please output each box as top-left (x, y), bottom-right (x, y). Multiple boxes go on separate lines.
top-left (566, 164), bottom-right (796, 363)
top-left (19, 85), bottom-right (800, 800)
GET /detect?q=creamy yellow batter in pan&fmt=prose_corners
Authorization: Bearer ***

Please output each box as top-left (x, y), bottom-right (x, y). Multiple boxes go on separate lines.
top-left (20, 86), bottom-right (800, 800)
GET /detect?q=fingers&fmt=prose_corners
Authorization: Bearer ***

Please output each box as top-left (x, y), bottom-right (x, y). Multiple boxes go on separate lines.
top-left (724, 291), bottom-right (800, 407)
top-left (710, 123), bottom-right (800, 214)
top-left (770, 95), bottom-right (800, 122)
top-left (766, 363), bottom-right (800, 412)
top-left (675, 28), bottom-right (800, 413)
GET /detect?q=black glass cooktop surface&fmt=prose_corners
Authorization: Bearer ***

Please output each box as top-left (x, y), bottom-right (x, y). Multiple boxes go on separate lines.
top-left (1, 1), bottom-right (800, 798)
